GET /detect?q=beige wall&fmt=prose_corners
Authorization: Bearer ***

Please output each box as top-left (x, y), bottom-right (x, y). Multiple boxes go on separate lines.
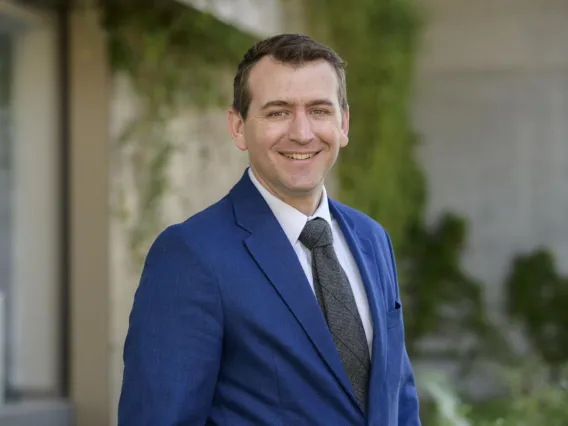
top-left (417, 0), bottom-right (568, 71)
top-left (414, 0), bottom-right (568, 293)
top-left (69, 7), bottom-right (110, 426)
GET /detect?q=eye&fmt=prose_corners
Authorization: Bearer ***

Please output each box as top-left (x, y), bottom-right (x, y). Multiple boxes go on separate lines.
top-left (311, 109), bottom-right (330, 115)
top-left (267, 111), bottom-right (287, 117)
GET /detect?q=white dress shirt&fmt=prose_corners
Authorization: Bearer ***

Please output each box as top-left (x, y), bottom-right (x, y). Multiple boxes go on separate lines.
top-left (248, 168), bottom-right (374, 352)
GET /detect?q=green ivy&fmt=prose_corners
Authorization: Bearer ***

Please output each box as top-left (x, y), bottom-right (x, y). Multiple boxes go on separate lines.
top-left (104, 2), bottom-right (257, 108)
top-left (305, 0), bottom-right (425, 253)
top-left (102, 1), bottom-right (257, 266)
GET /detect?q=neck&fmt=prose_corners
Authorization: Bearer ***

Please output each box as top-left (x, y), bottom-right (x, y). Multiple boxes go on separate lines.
top-left (285, 193), bottom-right (321, 217)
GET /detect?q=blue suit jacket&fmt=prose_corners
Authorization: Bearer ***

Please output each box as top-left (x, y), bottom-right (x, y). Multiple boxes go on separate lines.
top-left (118, 170), bottom-right (421, 426)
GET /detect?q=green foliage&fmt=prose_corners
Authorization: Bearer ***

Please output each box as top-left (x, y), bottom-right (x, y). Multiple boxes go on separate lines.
top-left (420, 362), bottom-right (568, 426)
top-left (305, 0), bottom-right (425, 252)
top-left (103, 1), bottom-right (256, 266)
top-left (403, 213), bottom-right (494, 357)
top-left (304, 0), bottom-right (493, 358)
top-left (104, 1), bottom-right (256, 108)
top-left (505, 249), bottom-right (568, 367)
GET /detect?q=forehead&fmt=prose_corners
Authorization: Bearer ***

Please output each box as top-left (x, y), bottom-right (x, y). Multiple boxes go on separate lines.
top-left (247, 56), bottom-right (340, 107)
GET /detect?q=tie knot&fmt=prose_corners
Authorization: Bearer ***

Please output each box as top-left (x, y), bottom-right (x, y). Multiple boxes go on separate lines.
top-left (299, 218), bottom-right (333, 250)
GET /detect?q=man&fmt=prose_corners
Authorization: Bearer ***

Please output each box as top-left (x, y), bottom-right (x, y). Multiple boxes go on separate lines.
top-left (118, 34), bottom-right (421, 425)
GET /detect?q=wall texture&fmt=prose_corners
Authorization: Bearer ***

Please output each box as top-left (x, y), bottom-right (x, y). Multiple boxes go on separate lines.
top-left (414, 0), bottom-right (568, 312)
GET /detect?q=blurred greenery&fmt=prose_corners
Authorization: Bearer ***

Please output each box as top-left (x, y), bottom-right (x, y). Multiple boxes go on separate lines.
top-left (505, 249), bottom-right (568, 369)
top-left (402, 213), bottom-right (498, 360)
top-left (420, 361), bottom-right (568, 425)
top-left (103, 0), bottom-right (257, 266)
top-left (104, 1), bottom-right (257, 108)
top-left (305, 0), bottom-right (425, 253)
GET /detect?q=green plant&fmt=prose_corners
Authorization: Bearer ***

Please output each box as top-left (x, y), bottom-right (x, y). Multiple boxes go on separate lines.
top-left (505, 249), bottom-right (568, 371)
top-left (423, 362), bottom-right (568, 426)
top-left (402, 213), bottom-right (496, 359)
top-left (305, 0), bottom-right (425, 252)
top-left (103, 1), bottom-right (256, 266)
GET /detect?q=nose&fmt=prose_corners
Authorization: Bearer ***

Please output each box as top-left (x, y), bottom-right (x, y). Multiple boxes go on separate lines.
top-left (288, 112), bottom-right (315, 144)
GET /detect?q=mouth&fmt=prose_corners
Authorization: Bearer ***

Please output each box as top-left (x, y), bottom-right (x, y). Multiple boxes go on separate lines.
top-left (279, 152), bottom-right (320, 161)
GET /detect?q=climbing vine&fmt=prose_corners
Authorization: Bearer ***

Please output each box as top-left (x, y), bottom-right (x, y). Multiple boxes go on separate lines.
top-left (305, 0), bottom-right (425, 253)
top-left (102, 1), bottom-right (256, 266)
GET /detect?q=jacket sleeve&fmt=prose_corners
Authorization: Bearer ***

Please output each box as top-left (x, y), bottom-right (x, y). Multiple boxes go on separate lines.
top-left (383, 229), bottom-right (422, 426)
top-left (397, 348), bottom-right (421, 425)
top-left (118, 225), bottom-right (223, 426)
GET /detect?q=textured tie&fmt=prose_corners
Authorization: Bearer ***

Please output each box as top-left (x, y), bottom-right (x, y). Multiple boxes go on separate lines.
top-left (299, 217), bottom-right (370, 411)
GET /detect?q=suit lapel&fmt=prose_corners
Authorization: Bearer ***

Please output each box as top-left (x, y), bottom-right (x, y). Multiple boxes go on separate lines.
top-left (229, 171), bottom-right (360, 410)
top-left (329, 201), bottom-right (388, 420)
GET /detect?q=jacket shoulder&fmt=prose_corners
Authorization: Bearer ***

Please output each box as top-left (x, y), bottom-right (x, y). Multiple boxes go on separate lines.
top-left (331, 199), bottom-right (388, 238)
top-left (150, 195), bottom-right (233, 253)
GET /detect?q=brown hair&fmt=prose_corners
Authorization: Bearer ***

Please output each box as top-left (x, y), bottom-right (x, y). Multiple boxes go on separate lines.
top-left (232, 33), bottom-right (348, 119)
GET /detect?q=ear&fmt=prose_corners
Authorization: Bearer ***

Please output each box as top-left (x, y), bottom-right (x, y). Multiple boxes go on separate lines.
top-left (227, 107), bottom-right (247, 151)
top-left (340, 106), bottom-right (350, 148)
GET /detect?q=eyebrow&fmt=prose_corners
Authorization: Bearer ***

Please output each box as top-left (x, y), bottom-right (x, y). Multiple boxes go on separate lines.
top-left (260, 99), bottom-right (335, 110)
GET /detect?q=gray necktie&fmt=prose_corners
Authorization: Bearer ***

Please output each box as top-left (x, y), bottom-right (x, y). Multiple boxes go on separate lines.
top-left (299, 217), bottom-right (370, 411)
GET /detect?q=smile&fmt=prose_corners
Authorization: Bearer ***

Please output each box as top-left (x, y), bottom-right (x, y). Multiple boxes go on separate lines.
top-left (280, 152), bottom-right (318, 160)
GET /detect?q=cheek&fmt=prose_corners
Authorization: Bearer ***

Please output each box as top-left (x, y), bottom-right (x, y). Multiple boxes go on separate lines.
top-left (314, 122), bottom-right (344, 146)
top-left (252, 122), bottom-right (287, 146)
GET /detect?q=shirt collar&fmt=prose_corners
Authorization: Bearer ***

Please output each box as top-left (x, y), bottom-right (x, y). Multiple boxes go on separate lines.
top-left (248, 167), bottom-right (332, 247)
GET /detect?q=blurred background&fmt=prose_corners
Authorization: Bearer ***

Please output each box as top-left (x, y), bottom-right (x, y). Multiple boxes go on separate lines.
top-left (0, 0), bottom-right (567, 425)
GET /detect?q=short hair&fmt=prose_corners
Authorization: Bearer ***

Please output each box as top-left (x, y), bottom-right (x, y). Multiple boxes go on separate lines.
top-left (232, 33), bottom-right (348, 119)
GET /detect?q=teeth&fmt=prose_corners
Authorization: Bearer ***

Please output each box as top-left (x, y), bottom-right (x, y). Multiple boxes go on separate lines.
top-left (283, 153), bottom-right (315, 160)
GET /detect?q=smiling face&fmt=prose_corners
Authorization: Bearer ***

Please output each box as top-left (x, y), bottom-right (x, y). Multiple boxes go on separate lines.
top-left (227, 56), bottom-right (349, 214)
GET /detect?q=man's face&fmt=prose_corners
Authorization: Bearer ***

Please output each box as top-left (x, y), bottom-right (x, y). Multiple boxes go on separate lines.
top-left (228, 56), bottom-right (349, 206)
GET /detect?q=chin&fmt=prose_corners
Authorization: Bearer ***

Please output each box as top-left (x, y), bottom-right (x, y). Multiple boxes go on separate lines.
top-left (284, 178), bottom-right (322, 195)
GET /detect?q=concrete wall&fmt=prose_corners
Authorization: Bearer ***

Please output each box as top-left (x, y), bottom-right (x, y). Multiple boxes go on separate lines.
top-left (181, 0), bottom-right (285, 37)
top-left (178, 0), bottom-right (305, 37)
top-left (0, 35), bottom-right (12, 399)
top-left (413, 0), bottom-right (568, 313)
